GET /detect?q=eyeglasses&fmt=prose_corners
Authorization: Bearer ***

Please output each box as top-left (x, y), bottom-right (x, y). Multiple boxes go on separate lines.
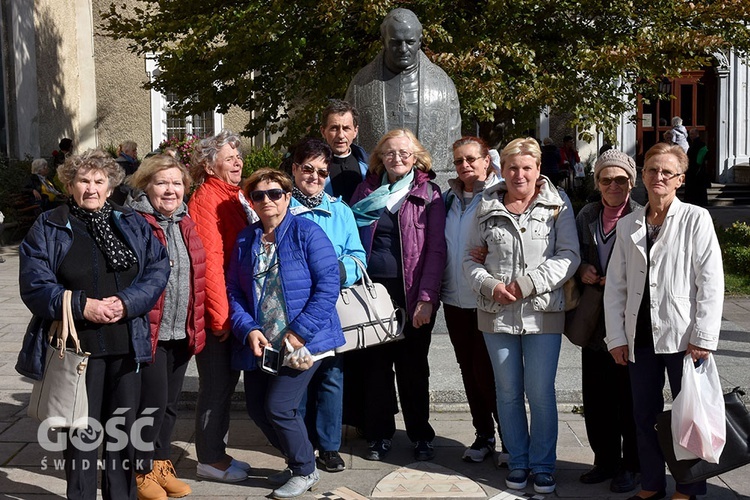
top-left (453, 156), bottom-right (485, 166)
top-left (599, 176), bottom-right (630, 187)
top-left (643, 167), bottom-right (683, 180)
top-left (297, 163), bottom-right (329, 178)
top-left (382, 151), bottom-right (413, 161)
top-left (249, 188), bottom-right (286, 203)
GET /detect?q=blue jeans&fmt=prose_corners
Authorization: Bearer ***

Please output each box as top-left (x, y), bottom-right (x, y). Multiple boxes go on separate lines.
top-left (299, 355), bottom-right (344, 452)
top-left (484, 332), bottom-right (561, 474)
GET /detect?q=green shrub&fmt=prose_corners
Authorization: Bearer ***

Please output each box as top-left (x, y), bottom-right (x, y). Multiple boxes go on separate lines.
top-left (724, 246), bottom-right (750, 273)
top-left (243, 145), bottom-right (283, 178)
top-left (716, 221), bottom-right (750, 278)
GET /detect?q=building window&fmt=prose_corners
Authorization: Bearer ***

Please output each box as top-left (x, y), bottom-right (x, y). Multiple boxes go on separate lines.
top-left (146, 55), bottom-right (223, 150)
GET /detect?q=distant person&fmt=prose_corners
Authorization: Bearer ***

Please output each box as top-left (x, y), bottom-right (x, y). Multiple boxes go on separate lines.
top-left (320, 100), bottom-right (368, 204)
top-left (540, 138), bottom-right (561, 186)
top-left (670, 117), bottom-right (689, 153)
top-left (110, 141), bottom-right (140, 205)
top-left (116, 141), bottom-right (140, 176)
top-left (685, 128), bottom-right (709, 206)
top-left (662, 129), bottom-right (675, 145)
top-left (29, 158), bottom-right (65, 211)
top-left (559, 135), bottom-right (580, 189)
top-left (52, 137), bottom-right (73, 166)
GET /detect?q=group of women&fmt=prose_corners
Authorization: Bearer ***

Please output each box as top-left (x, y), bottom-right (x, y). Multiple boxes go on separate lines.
top-left (19, 125), bottom-right (722, 500)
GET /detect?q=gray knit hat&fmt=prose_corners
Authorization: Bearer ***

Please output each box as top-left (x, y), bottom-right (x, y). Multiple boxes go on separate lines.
top-left (594, 149), bottom-right (636, 185)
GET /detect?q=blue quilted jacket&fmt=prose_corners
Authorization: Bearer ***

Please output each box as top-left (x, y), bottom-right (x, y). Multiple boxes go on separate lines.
top-left (227, 212), bottom-right (344, 371)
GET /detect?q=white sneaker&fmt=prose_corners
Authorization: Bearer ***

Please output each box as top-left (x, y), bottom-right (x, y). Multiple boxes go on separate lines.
top-left (196, 463), bottom-right (248, 483)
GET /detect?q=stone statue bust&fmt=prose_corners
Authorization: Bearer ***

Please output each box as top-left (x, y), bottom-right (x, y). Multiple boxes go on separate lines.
top-left (345, 8), bottom-right (461, 172)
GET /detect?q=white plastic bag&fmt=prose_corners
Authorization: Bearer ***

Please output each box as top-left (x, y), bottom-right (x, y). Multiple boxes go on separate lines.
top-left (282, 338), bottom-right (314, 371)
top-left (671, 353), bottom-right (726, 463)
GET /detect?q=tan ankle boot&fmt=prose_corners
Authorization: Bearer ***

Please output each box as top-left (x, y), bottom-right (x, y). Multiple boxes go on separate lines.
top-left (153, 459), bottom-right (192, 498)
top-left (136, 472), bottom-right (168, 500)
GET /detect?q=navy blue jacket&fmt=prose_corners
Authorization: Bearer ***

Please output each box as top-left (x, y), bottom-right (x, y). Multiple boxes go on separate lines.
top-left (17, 204), bottom-right (170, 378)
top-left (227, 212), bottom-right (344, 371)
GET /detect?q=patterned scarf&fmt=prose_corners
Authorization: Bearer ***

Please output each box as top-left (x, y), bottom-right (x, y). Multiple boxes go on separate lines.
top-left (68, 199), bottom-right (138, 272)
top-left (292, 185), bottom-right (325, 209)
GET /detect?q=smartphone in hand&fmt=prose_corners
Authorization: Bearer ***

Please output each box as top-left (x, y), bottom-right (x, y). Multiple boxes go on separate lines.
top-left (260, 344), bottom-right (281, 375)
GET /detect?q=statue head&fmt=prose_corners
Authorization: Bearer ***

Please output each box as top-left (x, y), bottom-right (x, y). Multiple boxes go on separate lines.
top-left (380, 8), bottom-right (422, 73)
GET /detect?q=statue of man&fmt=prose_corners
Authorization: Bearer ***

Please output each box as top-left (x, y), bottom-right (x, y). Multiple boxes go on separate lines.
top-left (345, 8), bottom-right (461, 171)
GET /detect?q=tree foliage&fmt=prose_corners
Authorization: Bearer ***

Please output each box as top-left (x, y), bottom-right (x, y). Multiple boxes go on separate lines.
top-left (103, 0), bottom-right (750, 147)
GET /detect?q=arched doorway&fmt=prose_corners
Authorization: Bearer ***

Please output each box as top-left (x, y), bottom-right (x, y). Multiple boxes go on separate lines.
top-left (635, 69), bottom-right (717, 178)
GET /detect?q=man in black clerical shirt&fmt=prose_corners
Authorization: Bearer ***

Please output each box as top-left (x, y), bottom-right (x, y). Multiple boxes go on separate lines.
top-left (320, 100), bottom-right (368, 204)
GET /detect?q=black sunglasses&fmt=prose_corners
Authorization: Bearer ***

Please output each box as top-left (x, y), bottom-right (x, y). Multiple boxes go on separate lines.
top-left (249, 188), bottom-right (286, 203)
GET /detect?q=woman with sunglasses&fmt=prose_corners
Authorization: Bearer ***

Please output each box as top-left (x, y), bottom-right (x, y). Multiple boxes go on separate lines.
top-left (575, 150), bottom-right (641, 494)
top-left (227, 168), bottom-right (343, 499)
top-left (442, 137), bottom-right (503, 464)
top-left (605, 143), bottom-right (723, 500)
top-left (349, 128), bottom-right (446, 462)
top-left (287, 138), bottom-right (366, 474)
top-left (187, 130), bottom-right (256, 482)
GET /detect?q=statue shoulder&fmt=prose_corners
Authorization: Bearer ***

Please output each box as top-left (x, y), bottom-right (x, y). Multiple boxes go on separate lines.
top-left (349, 53), bottom-right (383, 86)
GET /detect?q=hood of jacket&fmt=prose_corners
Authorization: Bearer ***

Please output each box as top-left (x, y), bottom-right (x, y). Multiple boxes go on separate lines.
top-left (477, 175), bottom-right (564, 221)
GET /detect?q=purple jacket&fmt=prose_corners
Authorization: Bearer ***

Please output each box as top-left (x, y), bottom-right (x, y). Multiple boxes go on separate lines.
top-left (351, 169), bottom-right (447, 319)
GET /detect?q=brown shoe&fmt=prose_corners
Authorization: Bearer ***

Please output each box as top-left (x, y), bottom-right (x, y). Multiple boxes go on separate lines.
top-left (136, 472), bottom-right (168, 500)
top-left (153, 459), bottom-right (192, 498)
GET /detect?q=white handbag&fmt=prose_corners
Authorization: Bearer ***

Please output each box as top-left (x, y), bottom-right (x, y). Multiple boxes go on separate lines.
top-left (27, 290), bottom-right (90, 429)
top-left (335, 256), bottom-right (405, 353)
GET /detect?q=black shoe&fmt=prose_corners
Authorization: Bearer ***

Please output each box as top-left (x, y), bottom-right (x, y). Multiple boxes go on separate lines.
top-left (580, 465), bottom-right (617, 484)
top-left (414, 440), bottom-right (435, 461)
top-left (610, 469), bottom-right (640, 493)
top-left (365, 439), bottom-right (391, 461)
top-left (317, 450), bottom-right (346, 472)
top-left (462, 435), bottom-right (495, 462)
top-left (626, 490), bottom-right (666, 500)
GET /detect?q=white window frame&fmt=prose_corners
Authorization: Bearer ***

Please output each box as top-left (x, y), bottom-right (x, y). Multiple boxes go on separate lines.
top-left (146, 54), bottom-right (223, 151)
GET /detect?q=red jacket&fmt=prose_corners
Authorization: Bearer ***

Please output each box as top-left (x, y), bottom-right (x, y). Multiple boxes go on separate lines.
top-left (141, 212), bottom-right (207, 356)
top-left (187, 176), bottom-right (249, 333)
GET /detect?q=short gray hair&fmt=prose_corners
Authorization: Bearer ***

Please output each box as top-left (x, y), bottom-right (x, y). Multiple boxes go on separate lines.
top-left (57, 149), bottom-right (125, 191)
top-left (31, 158), bottom-right (49, 174)
top-left (190, 129), bottom-right (242, 184)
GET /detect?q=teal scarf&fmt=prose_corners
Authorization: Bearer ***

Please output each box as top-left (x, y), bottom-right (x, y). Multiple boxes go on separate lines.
top-left (351, 170), bottom-right (414, 227)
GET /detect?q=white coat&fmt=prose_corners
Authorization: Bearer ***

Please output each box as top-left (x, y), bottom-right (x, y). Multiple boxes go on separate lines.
top-left (604, 198), bottom-right (723, 361)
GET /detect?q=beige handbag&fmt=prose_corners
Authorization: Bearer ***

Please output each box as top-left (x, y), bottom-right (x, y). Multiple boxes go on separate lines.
top-left (335, 256), bottom-right (405, 353)
top-left (27, 290), bottom-right (90, 429)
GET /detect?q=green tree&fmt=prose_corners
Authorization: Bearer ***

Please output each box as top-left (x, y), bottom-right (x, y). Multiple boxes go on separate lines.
top-left (103, 0), bottom-right (750, 146)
